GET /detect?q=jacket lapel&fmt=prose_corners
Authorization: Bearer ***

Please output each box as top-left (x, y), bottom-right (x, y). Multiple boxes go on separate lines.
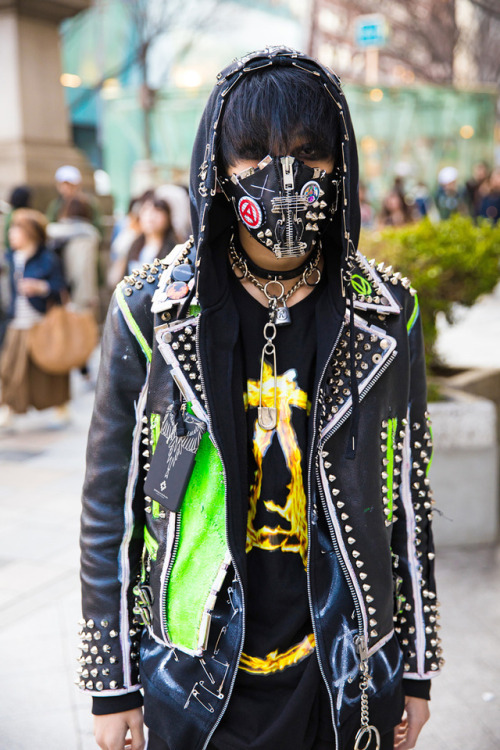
top-left (350, 251), bottom-right (403, 316)
top-left (318, 309), bottom-right (398, 443)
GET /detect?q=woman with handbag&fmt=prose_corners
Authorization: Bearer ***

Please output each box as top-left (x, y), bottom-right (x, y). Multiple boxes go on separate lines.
top-left (0, 208), bottom-right (70, 428)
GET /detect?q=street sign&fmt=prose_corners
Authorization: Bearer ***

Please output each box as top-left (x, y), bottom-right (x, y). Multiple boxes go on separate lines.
top-left (355, 14), bottom-right (388, 49)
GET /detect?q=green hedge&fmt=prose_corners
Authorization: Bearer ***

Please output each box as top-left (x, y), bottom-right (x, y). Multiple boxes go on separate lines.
top-left (360, 215), bottom-right (500, 366)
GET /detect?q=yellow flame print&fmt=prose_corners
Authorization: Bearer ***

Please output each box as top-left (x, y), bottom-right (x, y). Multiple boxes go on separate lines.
top-left (241, 362), bottom-right (314, 674)
top-left (246, 362), bottom-right (309, 567)
top-left (239, 633), bottom-right (316, 675)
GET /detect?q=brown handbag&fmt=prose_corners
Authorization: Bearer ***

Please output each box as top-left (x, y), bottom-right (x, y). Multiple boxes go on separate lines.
top-left (28, 303), bottom-right (99, 374)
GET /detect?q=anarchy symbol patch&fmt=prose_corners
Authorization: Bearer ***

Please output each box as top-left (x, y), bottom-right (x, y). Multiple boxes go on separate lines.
top-left (238, 196), bottom-right (263, 229)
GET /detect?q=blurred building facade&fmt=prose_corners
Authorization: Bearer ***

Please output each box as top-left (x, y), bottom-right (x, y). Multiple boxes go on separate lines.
top-left (0, 0), bottom-right (93, 206)
top-left (58, 0), bottom-right (499, 212)
top-left (307, 0), bottom-right (500, 88)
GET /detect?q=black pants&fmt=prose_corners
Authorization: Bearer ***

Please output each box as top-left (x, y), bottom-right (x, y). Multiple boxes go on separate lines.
top-left (147, 728), bottom-right (394, 750)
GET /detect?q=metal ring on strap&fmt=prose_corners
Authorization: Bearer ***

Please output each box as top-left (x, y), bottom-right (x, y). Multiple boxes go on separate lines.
top-left (264, 279), bottom-right (285, 301)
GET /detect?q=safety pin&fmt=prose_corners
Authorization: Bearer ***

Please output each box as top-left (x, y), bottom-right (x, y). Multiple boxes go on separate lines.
top-left (212, 657), bottom-right (230, 693)
top-left (227, 587), bottom-right (239, 615)
top-left (184, 683), bottom-right (198, 709)
top-left (213, 626), bottom-right (227, 655)
top-left (199, 658), bottom-right (215, 684)
top-left (199, 680), bottom-right (224, 700)
top-left (194, 691), bottom-right (214, 713)
top-left (184, 683), bottom-right (214, 713)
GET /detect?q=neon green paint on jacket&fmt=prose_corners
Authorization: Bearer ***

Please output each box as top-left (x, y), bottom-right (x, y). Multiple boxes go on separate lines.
top-left (166, 431), bottom-right (227, 653)
top-left (386, 417), bottom-right (397, 522)
top-left (150, 413), bottom-right (162, 519)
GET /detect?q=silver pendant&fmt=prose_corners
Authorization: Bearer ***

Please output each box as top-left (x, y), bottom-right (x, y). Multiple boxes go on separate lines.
top-left (275, 304), bottom-right (291, 326)
top-left (258, 406), bottom-right (277, 430)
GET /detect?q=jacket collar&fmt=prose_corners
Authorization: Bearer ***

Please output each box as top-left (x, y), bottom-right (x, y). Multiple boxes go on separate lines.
top-left (349, 251), bottom-right (403, 316)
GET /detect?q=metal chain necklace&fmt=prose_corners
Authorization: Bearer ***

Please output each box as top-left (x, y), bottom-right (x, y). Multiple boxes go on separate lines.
top-left (229, 237), bottom-right (322, 430)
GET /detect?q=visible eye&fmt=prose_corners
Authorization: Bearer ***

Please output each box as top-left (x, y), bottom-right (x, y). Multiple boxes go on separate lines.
top-left (295, 143), bottom-right (317, 158)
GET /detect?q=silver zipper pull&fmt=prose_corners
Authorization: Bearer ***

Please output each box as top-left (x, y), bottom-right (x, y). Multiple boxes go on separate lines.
top-left (355, 634), bottom-right (369, 664)
top-left (354, 635), bottom-right (381, 750)
top-left (281, 155), bottom-right (295, 191)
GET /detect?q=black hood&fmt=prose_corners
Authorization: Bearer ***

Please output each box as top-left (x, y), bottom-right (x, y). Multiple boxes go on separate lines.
top-left (189, 46), bottom-right (360, 309)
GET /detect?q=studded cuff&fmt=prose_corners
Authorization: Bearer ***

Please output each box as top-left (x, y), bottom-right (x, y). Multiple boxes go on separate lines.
top-left (76, 617), bottom-right (142, 694)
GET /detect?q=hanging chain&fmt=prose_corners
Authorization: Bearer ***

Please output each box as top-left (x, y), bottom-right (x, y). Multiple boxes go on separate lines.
top-left (229, 237), bottom-right (322, 430)
top-left (354, 638), bottom-right (381, 750)
top-left (258, 321), bottom-right (278, 430)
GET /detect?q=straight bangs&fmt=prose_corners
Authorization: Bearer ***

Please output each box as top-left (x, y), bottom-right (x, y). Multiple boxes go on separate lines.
top-left (220, 67), bottom-right (340, 169)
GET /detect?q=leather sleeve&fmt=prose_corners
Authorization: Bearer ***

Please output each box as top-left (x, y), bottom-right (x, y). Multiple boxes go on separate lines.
top-left (390, 295), bottom-right (444, 681)
top-left (78, 288), bottom-right (151, 698)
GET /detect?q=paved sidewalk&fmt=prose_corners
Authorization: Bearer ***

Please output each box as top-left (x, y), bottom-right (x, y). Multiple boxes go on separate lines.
top-left (0, 368), bottom-right (499, 749)
top-left (436, 282), bottom-right (500, 369)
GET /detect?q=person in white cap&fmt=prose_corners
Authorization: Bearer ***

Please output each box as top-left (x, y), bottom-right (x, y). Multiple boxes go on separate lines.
top-left (46, 165), bottom-right (103, 236)
top-left (435, 166), bottom-right (467, 220)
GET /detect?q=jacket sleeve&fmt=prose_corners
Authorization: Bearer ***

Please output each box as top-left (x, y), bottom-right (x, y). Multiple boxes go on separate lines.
top-left (390, 294), bottom-right (444, 682)
top-left (46, 250), bottom-right (66, 299)
top-left (78, 285), bottom-right (152, 703)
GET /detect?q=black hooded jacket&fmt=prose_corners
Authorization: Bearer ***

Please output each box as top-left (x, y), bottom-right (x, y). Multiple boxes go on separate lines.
top-left (80, 48), bottom-right (442, 750)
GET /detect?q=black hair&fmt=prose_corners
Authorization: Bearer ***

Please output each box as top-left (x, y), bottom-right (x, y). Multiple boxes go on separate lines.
top-left (9, 185), bottom-right (31, 209)
top-left (219, 66), bottom-right (341, 170)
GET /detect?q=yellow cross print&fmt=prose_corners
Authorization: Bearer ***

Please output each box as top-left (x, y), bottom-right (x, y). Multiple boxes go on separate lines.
top-left (246, 361), bottom-right (310, 568)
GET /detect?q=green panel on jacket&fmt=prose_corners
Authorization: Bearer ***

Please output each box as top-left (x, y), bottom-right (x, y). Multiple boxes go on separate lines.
top-left (166, 430), bottom-right (227, 652)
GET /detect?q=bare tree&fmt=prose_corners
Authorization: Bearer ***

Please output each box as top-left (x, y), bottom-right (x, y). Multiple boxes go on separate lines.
top-left (122, 0), bottom-right (224, 160)
top-left (309, 0), bottom-right (459, 85)
top-left (470, 0), bottom-right (500, 84)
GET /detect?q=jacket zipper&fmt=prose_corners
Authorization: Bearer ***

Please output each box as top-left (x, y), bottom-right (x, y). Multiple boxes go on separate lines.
top-left (319, 349), bottom-right (397, 448)
top-left (160, 511), bottom-right (181, 646)
top-left (307, 322), bottom-right (397, 746)
top-left (194, 315), bottom-right (246, 750)
top-left (315, 348), bottom-right (398, 655)
top-left (315, 470), bottom-right (372, 706)
top-left (306, 322), bottom-right (344, 750)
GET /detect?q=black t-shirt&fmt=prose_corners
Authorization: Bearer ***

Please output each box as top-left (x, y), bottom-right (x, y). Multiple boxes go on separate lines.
top-left (213, 273), bottom-right (335, 750)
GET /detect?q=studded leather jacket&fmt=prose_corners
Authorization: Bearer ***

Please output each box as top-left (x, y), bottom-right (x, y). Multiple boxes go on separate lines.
top-left (79, 48), bottom-right (442, 750)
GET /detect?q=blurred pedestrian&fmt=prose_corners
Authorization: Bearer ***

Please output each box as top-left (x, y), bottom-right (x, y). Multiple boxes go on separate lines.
top-left (3, 185), bottom-right (32, 248)
top-left (46, 165), bottom-right (103, 237)
top-left (125, 190), bottom-right (179, 275)
top-left (359, 181), bottom-right (375, 228)
top-left (478, 167), bottom-right (500, 224)
top-left (107, 196), bottom-right (142, 289)
top-left (465, 161), bottom-right (490, 217)
top-left (411, 181), bottom-right (437, 220)
top-left (435, 167), bottom-right (467, 220)
top-left (0, 209), bottom-right (69, 428)
top-left (380, 177), bottom-right (416, 227)
top-left (380, 190), bottom-right (409, 226)
top-left (155, 183), bottom-right (192, 239)
top-left (47, 195), bottom-right (100, 313)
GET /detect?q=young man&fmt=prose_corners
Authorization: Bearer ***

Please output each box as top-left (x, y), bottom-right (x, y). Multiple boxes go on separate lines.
top-left (79, 47), bottom-right (442, 750)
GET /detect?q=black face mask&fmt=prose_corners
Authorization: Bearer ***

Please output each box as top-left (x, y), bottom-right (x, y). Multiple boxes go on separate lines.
top-left (220, 155), bottom-right (341, 258)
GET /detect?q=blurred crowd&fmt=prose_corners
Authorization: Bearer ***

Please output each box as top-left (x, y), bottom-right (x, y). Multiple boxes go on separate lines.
top-left (0, 158), bottom-right (498, 431)
top-left (361, 161), bottom-right (500, 229)
top-left (0, 165), bottom-right (191, 431)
